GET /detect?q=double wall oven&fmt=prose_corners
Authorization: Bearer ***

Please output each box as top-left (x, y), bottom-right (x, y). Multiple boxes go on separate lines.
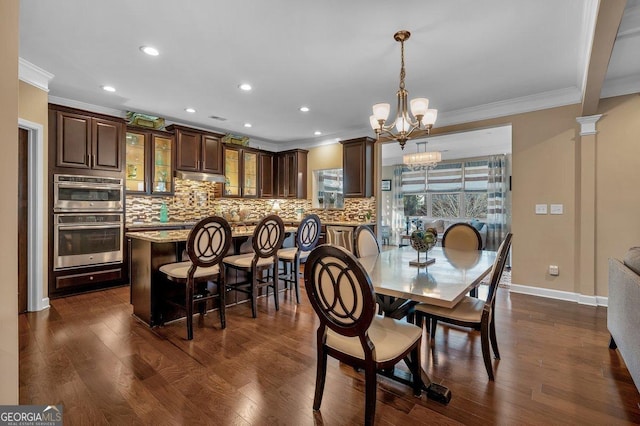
top-left (53, 174), bottom-right (124, 270)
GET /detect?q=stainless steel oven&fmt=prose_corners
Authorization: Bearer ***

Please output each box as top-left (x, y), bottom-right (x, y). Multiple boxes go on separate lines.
top-left (53, 213), bottom-right (124, 270)
top-left (53, 174), bottom-right (123, 212)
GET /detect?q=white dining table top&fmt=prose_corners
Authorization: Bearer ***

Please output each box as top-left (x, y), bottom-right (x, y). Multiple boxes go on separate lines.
top-left (358, 246), bottom-right (497, 308)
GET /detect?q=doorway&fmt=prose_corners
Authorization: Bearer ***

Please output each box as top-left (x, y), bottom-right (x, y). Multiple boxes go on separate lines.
top-left (18, 128), bottom-right (28, 313)
top-left (18, 119), bottom-right (47, 312)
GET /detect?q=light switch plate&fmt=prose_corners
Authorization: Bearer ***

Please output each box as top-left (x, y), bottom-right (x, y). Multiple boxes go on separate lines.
top-left (535, 204), bottom-right (548, 214)
top-left (550, 204), bottom-right (563, 215)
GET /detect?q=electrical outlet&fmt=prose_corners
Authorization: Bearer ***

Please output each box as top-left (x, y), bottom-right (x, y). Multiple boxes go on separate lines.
top-left (549, 265), bottom-right (559, 276)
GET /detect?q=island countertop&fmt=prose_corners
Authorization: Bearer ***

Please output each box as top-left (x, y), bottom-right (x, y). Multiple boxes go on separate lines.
top-left (127, 226), bottom-right (298, 243)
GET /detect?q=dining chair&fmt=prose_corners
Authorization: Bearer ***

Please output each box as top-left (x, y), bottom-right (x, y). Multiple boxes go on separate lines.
top-left (223, 214), bottom-right (285, 318)
top-left (442, 222), bottom-right (483, 250)
top-left (304, 245), bottom-right (423, 425)
top-left (354, 225), bottom-right (380, 258)
top-left (414, 233), bottom-right (513, 380)
top-left (278, 214), bottom-right (321, 303)
top-left (326, 225), bottom-right (354, 252)
top-left (159, 216), bottom-right (232, 340)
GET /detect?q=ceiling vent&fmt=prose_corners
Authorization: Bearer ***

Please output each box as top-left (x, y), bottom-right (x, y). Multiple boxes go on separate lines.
top-left (209, 115), bottom-right (227, 121)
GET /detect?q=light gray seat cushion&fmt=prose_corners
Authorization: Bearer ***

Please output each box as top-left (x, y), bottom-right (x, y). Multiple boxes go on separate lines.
top-left (277, 247), bottom-right (311, 261)
top-left (414, 296), bottom-right (485, 322)
top-left (223, 253), bottom-right (275, 268)
top-left (326, 315), bottom-right (422, 363)
top-left (159, 261), bottom-right (220, 280)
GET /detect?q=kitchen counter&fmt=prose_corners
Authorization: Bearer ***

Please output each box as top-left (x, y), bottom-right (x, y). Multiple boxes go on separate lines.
top-left (126, 219), bottom-right (374, 231)
top-left (127, 226), bottom-right (297, 243)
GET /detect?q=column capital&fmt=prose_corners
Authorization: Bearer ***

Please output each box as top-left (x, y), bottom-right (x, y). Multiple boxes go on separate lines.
top-left (576, 114), bottom-right (603, 136)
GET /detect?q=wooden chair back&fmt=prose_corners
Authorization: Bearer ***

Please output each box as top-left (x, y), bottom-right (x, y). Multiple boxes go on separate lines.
top-left (304, 245), bottom-right (376, 338)
top-left (354, 225), bottom-right (380, 258)
top-left (296, 214), bottom-right (321, 251)
top-left (252, 214), bottom-right (285, 258)
top-left (186, 216), bottom-right (232, 278)
top-left (485, 233), bottom-right (513, 307)
top-left (442, 222), bottom-right (482, 250)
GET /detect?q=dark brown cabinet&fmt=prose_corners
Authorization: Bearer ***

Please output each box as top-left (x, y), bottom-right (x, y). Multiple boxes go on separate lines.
top-left (260, 152), bottom-right (275, 198)
top-left (50, 105), bottom-right (124, 173)
top-left (224, 145), bottom-right (259, 198)
top-left (276, 149), bottom-right (308, 199)
top-left (341, 137), bottom-right (375, 198)
top-left (169, 124), bottom-right (224, 174)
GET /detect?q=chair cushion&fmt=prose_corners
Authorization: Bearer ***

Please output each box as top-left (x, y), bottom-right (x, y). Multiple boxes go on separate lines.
top-left (326, 315), bottom-right (421, 363)
top-left (415, 296), bottom-right (485, 323)
top-left (159, 261), bottom-right (220, 280)
top-left (223, 253), bottom-right (275, 268)
top-left (277, 247), bottom-right (298, 260)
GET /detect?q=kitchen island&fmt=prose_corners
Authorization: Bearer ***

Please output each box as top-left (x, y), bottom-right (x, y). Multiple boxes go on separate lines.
top-left (127, 226), bottom-right (296, 326)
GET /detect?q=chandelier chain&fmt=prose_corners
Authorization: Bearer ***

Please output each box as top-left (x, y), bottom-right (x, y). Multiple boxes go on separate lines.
top-left (399, 39), bottom-right (406, 91)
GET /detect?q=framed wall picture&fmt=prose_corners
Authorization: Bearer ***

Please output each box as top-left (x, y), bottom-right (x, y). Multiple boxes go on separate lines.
top-left (381, 179), bottom-right (391, 191)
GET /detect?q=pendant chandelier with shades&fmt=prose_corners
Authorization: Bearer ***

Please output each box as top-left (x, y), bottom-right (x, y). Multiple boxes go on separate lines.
top-left (369, 30), bottom-right (438, 150)
top-left (403, 141), bottom-right (441, 168)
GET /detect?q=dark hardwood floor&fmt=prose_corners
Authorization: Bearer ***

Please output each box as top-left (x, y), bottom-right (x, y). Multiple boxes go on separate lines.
top-left (19, 283), bottom-right (640, 425)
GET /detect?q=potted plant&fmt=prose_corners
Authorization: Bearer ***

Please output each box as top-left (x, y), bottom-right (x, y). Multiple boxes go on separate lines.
top-left (317, 196), bottom-right (324, 208)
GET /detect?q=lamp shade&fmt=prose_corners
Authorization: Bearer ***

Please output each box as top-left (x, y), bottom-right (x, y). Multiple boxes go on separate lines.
top-left (369, 115), bottom-right (379, 130)
top-left (423, 109), bottom-right (438, 125)
top-left (372, 103), bottom-right (391, 121)
top-left (403, 151), bottom-right (441, 165)
top-left (410, 98), bottom-right (429, 117)
top-left (395, 115), bottom-right (410, 133)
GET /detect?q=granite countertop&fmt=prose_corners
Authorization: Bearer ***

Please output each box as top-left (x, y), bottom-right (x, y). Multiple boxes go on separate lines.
top-left (126, 221), bottom-right (197, 229)
top-left (127, 226), bottom-right (298, 243)
top-left (126, 219), bottom-right (374, 230)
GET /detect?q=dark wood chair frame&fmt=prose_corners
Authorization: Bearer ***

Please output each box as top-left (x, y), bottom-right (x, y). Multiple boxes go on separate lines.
top-left (304, 245), bottom-right (423, 425)
top-left (162, 216), bottom-right (232, 340)
top-left (353, 225), bottom-right (380, 258)
top-left (279, 214), bottom-right (321, 303)
top-left (415, 233), bottom-right (513, 380)
top-left (442, 222), bottom-right (483, 250)
top-left (224, 214), bottom-right (285, 318)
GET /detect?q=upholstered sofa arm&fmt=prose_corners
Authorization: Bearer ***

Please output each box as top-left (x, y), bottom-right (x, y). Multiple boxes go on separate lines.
top-left (608, 258), bottom-right (640, 392)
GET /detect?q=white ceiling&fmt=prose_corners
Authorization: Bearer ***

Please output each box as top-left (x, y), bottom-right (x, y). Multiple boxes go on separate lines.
top-left (19, 0), bottom-right (640, 152)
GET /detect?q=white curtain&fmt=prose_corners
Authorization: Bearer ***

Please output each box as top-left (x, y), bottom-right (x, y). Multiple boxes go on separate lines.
top-left (486, 154), bottom-right (509, 250)
top-left (392, 165), bottom-right (405, 244)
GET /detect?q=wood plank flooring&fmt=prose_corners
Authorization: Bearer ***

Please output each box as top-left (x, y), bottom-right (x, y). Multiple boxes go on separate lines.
top-left (19, 284), bottom-right (640, 425)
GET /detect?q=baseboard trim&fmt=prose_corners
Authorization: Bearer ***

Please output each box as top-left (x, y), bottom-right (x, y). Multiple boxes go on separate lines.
top-left (509, 284), bottom-right (608, 307)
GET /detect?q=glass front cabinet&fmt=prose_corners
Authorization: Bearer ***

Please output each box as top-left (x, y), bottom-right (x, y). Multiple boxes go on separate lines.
top-left (224, 145), bottom-right (258, 198)
top-left (125, 127), bottom-right (174, 195)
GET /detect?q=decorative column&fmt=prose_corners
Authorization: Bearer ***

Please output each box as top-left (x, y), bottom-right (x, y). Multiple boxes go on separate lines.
top-left (576, 114), bottom-right (602, 304)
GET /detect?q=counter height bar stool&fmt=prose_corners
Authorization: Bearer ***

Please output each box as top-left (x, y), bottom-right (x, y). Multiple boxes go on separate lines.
top-left (414, 233), bottom-right (513, 380)
top-left (159, 216), bottom-right (232, 340)
top-left (278, 214), bottom-right (321, 303)
top-left (223, 215), bottom-right (285, 318)
top-left (304, 245), bottom-right (423, 426)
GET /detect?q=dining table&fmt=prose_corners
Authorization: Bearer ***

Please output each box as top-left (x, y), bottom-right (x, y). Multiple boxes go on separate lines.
top-left (355, 245), bottom-right (497, 403)
top-left (357, 245), bottom-right (497, 319)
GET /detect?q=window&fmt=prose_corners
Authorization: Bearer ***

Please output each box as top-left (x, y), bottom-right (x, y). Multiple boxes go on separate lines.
top-left (312, 168), bottom-right (344, 209)
top-left (402, 158), bottom-right (489, 219)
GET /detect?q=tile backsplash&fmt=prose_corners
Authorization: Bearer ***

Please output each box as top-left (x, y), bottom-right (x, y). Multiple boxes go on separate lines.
top-left (126, 178), bottom-right (375, 224)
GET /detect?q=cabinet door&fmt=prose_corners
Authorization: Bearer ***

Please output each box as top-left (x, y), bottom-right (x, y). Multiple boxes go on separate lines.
top-left (276, 154), bottom-right (287, 197)
top-left (286, 153), bottom-right (297, 198)
top-left (92, 118), bottom-right (122, 171)
top-left (201, 134), bottom-right (223, 174)
top-left (243, 150), bottom-right (258, 198)
top-left (260, 153), bottom-right (275, 198)
top-left (175, 129), bottom-right (200, 171)
top-left (151, 135), bottom-right (173, 195)
top-left (342, 138), bottom-right (374, 198)
top-left (57, 111), bottom-right (91, 169)
top-left (125, 131), bottom-right (147, 193)
top-left (224, 146), bottom-right (241, 197)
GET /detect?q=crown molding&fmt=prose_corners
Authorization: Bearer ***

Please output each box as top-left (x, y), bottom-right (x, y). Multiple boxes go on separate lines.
top-left (601, 75), bottom-right (640, 99)
top-left (18, 58), bottom-right (54, 92)
top-left (48, 96), bottom-right (126, 118)
top-left (436, 86), bottom-right (582, 128)
top-left (617, 3), bottom-right (640, 40)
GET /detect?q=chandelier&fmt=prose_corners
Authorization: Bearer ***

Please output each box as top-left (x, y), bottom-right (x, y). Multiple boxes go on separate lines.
top-left (403, 141), bottom-right (441, 168)
top-left (369, 30), bottom-right (438, 150)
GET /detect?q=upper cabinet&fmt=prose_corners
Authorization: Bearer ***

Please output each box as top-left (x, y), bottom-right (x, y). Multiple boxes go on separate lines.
top-left (223, 145), bottom-right (258, 198)
top-left (168, 124), bottom-right (224, 174)
top-left (341, 137), bottom-right (375, 198)
top-left (276, 149), bottom-right (308, 199)
top-left (259, 152), bottom-right (275, 198)
top-left (49, 104), bottom-right (124, 174)
top-left (125, 127), bottom-right (174, 195)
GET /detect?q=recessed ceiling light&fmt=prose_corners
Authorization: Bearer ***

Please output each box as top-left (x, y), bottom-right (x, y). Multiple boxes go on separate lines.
top-left (299, 106), bottom-right (310, 112)
top-left (314, 131), bottom-right (322, 136)
top-left (244, 123), bottom-right (252, 128)
top-left (102, 85), bottom-right (116, 92)
top-left (185, 107), bottom-right (196, 113)
top-left (140, 46), bottom-right (159, 56)
top-left (238, 83), bottom-right (252, 91)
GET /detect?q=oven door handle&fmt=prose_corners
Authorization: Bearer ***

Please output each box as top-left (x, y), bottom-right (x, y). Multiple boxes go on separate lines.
top-left (57, 224), bottom-right (122, 231)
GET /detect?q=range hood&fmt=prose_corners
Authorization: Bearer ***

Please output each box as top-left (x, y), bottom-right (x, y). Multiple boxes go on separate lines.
top-left (174, 170), bottom-right (226, 183)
